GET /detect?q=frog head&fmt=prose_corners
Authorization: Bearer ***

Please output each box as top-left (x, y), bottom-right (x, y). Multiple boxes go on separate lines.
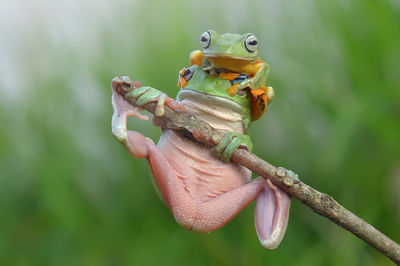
top-left (200, 30), bottom-right (259, 73)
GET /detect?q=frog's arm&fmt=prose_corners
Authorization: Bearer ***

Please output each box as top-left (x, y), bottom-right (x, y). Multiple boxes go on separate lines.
top-left (227, 60), bottom-right (270, 94)
top-left (251, 61), bottom-right (270, 89)
top-left (177, 67), bottom-right (194, 89)
top-left (239, 62), bottom-right (275, 121)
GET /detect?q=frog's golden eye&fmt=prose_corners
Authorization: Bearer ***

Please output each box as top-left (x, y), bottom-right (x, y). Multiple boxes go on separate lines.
top-left (200, 31), bottom-right (211, 49)
top-left (244, 34), bottom-right (258, 53)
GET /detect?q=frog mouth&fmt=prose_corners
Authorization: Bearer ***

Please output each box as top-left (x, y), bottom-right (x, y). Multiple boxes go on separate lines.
top-left (205, 54), bottom-right (256, 61)
top-left (206, 55), bottom-right (257, 73)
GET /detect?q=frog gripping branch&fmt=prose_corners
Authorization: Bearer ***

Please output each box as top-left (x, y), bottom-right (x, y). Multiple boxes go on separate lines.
top-left (113, 30), bottom-right (290, 249)
top-left (111, 31), bottom-right (400, 262)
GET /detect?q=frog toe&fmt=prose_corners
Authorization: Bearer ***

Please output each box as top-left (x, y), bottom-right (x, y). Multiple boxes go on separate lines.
top-left (125, 86), bottom-right (162, 107)
top-left (155, 93), bottom-right (166, 117)
top-left (213, 132), bottom-right (253, 162)
top-left (213, 132), bottom-right (234, 159)
top-left (226, 84), bottom-right (239, 97)
top-left (221, 136), bottom-right (242, 162)
top-left (164, 95), bottom-right (186, 112)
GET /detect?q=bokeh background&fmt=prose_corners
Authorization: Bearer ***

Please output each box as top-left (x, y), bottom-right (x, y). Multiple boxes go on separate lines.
top-left (1, 0), bottom-right (399, 265)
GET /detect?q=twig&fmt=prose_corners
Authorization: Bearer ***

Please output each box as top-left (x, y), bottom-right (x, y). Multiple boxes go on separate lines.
top-left (114, 79), bottom-right (400, 264)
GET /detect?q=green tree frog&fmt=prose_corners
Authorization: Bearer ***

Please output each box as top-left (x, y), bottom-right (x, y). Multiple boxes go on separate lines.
top-left (111, 30), bottom-right (291, 249)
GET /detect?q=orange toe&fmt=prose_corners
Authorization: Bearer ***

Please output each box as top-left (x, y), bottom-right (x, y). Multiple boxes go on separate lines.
top-left (226, 84), bottom-right (239, 97)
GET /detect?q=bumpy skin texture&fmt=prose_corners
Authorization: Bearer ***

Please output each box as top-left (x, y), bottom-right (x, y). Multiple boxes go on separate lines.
top-left (111, 77), bottom-right (291, 249)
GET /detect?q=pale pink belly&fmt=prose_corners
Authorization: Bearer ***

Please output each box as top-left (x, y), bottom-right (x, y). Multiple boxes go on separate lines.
top-left (157, 129), bottom-right (252, 203)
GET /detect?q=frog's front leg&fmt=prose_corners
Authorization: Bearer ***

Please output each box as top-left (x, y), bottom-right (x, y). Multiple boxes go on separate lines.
top-left (250, 62), bottom-right (270, 90)
top-left (231, 63), bottom-right (271, 94)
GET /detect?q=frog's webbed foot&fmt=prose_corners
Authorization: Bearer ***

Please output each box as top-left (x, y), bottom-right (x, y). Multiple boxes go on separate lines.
top-left (111, 76), bottom-right (185, 155)
top-left (111, 78), bottom-right (151, 157)
top-left (212, 132), bottom-right (253, 163)
top-left (255, 179), bottom-right (291, 249)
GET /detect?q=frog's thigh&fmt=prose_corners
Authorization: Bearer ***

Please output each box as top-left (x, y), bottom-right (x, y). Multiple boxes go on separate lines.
top-left (138, 139), bottom-right (290, 247)
top-left (190, 177), bottom-right (266, 232)
top-left (146, 141), bottom-right (267, 232)
top-left (146, 142), bottom-right (197, 229)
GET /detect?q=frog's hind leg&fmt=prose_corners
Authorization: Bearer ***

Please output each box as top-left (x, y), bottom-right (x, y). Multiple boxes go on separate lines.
top-left (147, 134), bottom-right (290, 248)
top-left (186, 176), bottom-right (291, 250)
top-left (146, 149), bottom-right (269, 233)
top-left (116, 118), bottom-right (289, 249)
top-left (122, 134), bottom-right (290, 249)
top-left (188, 177), bottom-right (268, 232)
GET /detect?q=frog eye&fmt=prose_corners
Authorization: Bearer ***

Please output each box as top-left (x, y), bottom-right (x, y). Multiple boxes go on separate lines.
top-left (200, 31), bottom-right (211, 49)
top-left (244, 34), bottom-right (258, 53)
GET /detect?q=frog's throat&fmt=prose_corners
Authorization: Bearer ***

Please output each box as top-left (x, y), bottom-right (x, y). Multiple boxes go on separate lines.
top-left (177, 89), bottom-right (250, 134)
top-left (178, 89), bottom-right (247, 112)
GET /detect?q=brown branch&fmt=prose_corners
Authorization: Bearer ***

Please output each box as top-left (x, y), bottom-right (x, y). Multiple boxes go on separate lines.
top-left (115, 79), bottom-right (400, 265)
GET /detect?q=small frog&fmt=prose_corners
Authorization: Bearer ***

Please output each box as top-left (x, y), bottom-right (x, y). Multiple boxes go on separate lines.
top-left (111, 30), bottom-right (291, 249)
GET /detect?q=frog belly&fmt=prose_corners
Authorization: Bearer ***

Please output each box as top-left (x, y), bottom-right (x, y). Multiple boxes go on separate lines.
top-left (177, 89), bottom-right (248, 134)
top-left (157, 129), bottom-right (251, 203)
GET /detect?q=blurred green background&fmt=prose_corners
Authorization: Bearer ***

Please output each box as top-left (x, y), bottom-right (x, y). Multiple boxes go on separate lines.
top-left (1, 0), bottom-right (399, 265)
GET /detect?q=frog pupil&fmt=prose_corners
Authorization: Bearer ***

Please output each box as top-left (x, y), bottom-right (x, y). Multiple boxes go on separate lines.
top-left (244, 35), bottom-right (258, 52)
top-left (249, 40), bottom-right (257, 46)
top-left (201, 36), bottom-right (208, 42)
